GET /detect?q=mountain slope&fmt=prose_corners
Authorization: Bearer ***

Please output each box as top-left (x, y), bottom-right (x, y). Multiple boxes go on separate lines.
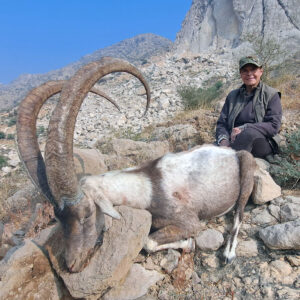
top-left (0, 33), bottom-right (172, 111)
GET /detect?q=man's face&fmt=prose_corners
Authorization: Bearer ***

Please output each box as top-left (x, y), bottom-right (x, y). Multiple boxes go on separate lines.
top-left (240, 64), bottom-right (263, 88)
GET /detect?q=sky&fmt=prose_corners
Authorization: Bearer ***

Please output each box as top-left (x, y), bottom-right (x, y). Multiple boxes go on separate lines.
top-left (0, 0), bottom-right (192, 84)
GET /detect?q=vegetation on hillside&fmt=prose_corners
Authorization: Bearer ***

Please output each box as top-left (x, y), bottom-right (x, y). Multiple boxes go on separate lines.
top-left (270, 129), bottom-right (300, 189)
top-left (177, 80), bottom-right (224, 110)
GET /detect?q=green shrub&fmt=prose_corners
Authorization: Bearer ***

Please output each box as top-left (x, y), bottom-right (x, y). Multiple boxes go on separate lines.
top-left (0, 131), bottom-right (5, 139)
top-left (37, 125), bottom-right (45, 136)
top-left (0, 155), bottom-right (8, 169)
top-left (269, 129), bottom-right (300, 189)
top-left (7, 117), bottom-right (17, 127)
top-left (6, 133), bottom-right (15, 140)
top-left (177, 81), bottom-right (223, 110)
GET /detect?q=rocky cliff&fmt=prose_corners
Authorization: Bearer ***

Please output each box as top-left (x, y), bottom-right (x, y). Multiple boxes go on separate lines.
top-left (174, 0), bottom-right (300, 54)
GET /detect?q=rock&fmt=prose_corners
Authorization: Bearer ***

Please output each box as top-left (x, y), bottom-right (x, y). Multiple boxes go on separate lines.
top-left (191, 271), bottom-right (201, 284)
top-left (270, 260), bottom-right (292, 277)
top-left (268, 204), bottom-right (281, 221)
top-left (144, 256), bottom-right (163, 272)
top-left (0, 243), bottom-right (11, 259)
top-left (4, 186), bottom-right (35, 212)
top-left (280, 203), bottom-right (300, 222)
top-left (157, 284), bottom-right (176, 300)
top-left (236, 239), bottom-right (258, 257)
top-left (111, 138), bottom-right (169, 158)
top-left (1, 166), bottom-right (12, 173)
top-left (174, 0), bottom-right (300, 55)
top-left (252, 209), bottom-right (278, 225)
top-left (286, 255), bottom-right (300, 267)
top-left (73, 147), bottom-right (108, 179)
top-left (254, 158), bottom-right (270, 171)
top-left (276, 287), bottom-right (300, 299)
top-left (0, 221), bottom-right (3, 243)
top-left (285, 195), bottom-right (300, 204)
top-left (8, 158), bottom-right (20, 168)
top-left (202, 254), bottom-right (219, 268)
top-left (157, 98), bottom-right (170, 109)
top-left (160, 249), bottom-right (181, 273)
top-left (152, 124), bottom-right (198, 144)
top-left (46, 206), bottom-right (152, 299)
top-left (103, 264), bottom-right (164, 300)
top-left (97, 138), bottom-right (169, 168)
top-left (259, 220), bottom-right (300, 250)
top-left (195, 229), bottom-right (224, 251)
top-left (252, 167), bottom-right (281, 204)
top-left (0, 240), bottom-right (67, 300)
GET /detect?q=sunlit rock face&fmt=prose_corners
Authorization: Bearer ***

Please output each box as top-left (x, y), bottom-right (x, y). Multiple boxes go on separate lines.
top-left (174, 0), bottom-right (300, 54)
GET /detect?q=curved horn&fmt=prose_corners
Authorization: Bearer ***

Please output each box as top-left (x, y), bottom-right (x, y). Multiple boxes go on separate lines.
top-left (45, 57), bottom-right (151, 206)
top-left (17, 81), bottom-right (64, 209)
top-left (17, 80), bottom-right (120, 209)
top-left (90, 88), bottom-right (121, 112)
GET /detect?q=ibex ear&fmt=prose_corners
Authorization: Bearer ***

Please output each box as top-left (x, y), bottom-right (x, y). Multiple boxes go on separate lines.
top-left (94, 198), bottom-right (121, 219)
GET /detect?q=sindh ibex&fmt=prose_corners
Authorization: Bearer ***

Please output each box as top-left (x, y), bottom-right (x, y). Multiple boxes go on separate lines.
top-left (17, 57), bottom-right (255, 273)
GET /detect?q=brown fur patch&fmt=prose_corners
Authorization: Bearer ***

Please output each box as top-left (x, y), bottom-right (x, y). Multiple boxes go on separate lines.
top-left (172, 188), bottom-right (190, 204)
top-left (172, 252), bottom-right (194, 290)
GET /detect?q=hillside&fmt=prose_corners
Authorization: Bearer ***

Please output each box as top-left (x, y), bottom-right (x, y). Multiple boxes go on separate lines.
top-left (0, 33), bottom-right (172, 111)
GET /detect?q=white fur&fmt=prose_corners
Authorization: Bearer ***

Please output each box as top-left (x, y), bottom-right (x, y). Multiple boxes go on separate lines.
top-left (223, 215), bottom-right (241, 263)
top-left (82, 169), bottom-right (152, 209)
top-left (145, 237), bottom-right (195, 252)
top-left (158, 146), bottom-right (239, 212)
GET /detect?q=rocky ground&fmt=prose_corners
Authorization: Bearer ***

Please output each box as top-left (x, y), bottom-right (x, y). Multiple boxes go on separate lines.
top-left (0, 53), bottom-right (299, 299)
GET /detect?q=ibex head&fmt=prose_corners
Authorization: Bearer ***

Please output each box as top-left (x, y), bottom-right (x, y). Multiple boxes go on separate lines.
top-left (17, 57), bottom-right (151, 272)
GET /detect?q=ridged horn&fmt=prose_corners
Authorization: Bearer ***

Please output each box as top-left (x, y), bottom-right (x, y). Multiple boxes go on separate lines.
top-left (17, 80), bottom-right (120, 210)
top-left (17, 81), bottom-right (64, 210)
top-left (45, 57), bottom-right (151, 206)
top-left (90, 87), bottom-right (121, 111)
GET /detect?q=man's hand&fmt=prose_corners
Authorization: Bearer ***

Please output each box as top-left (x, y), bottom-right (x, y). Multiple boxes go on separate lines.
top-left (231, 127), bottom-right (242, 142)
top-left (219, 139), bottom-right (230, 147)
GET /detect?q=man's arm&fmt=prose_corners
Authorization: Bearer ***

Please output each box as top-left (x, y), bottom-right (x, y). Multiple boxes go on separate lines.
top-left (247, 93), bottom-right (282, 137)
top-left (216, 96), bottom-right (231, 145)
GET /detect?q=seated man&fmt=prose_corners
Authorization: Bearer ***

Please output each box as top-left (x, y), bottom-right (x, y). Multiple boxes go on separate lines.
top-left (216, 56), bottom-right (282, 158)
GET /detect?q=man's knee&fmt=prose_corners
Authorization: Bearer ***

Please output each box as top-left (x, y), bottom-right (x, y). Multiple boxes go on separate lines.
top-left (238, 127), bottom-right (262, 140)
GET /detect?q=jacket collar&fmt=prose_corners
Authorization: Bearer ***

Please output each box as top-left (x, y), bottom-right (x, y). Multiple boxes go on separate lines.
top-left (240, 81), bottom-right (262, 95)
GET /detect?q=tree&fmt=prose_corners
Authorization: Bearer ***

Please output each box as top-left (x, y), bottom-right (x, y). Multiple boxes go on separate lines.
top-left (242, 32), bottom-right (288, 81)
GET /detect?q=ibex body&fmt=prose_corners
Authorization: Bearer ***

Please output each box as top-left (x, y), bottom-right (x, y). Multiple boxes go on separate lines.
top-left (81, 145), bottom-right (255, 262)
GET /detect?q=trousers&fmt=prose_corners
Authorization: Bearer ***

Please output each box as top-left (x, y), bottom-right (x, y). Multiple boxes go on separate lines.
top-left (231, 127), bottom-right (273, 158)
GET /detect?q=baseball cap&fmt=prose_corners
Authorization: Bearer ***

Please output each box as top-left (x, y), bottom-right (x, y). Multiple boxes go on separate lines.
top-left (239, 56), bottom-right (262, 69)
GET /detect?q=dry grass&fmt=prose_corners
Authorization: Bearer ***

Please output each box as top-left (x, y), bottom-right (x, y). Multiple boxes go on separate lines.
top-left (267, 74), bottom-right (300, 110)
top-left (0, 170), bottom-right (29, 221)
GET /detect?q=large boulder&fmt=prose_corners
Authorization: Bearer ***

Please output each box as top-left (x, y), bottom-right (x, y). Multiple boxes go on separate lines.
top-left (0, 239), bottom-right (69, 300)
top-left (259, 220), bottom-right (300, 250)
top-left (46, 206), bottom-right (152, 299)
top-left (5, 185), bottom-right (36, 212)
top-left (174, 0), bottom-right (300, 55)
top-left (152, 124), bottom-right (198, 151)
top-left (73, 148), bottom-right (108, 179)
top-left (280, 196), bottom-right (300, 222)
top-left (97, 138), bottom-right (169, 169)
top-left (103, 263), bottom-right (164, 300)
top-left (252, 167), bottom-right (281, 205)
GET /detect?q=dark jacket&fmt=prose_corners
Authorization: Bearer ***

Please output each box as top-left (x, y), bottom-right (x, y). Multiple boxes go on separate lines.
top-left (216, 81), bottom-right (282, 149)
